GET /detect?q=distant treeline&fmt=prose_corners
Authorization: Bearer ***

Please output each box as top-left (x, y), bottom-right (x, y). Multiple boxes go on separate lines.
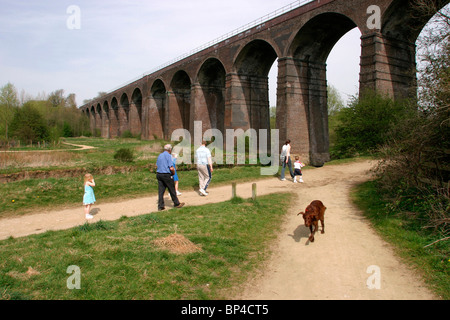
top-left (0, 84), bottom-right (90, 146)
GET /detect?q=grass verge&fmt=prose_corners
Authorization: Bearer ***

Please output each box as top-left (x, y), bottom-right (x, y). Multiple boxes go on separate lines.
top-left (0, 192), bottom-right (293, 300)
top-left (352, 180), bottom-right (449, 300)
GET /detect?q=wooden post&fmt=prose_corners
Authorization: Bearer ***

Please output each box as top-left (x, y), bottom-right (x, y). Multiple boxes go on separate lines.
top-left (232, 182), bottom-right (236, 199)
top-left (252, 183), bottom-right (257, 201)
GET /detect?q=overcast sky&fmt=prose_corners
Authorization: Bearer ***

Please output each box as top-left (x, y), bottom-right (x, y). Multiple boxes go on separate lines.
top-left (0, 0), bottom-right (362, 107)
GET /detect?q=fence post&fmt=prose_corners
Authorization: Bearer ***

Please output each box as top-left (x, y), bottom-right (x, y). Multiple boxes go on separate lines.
top-left (232, 182), bottom-right (236, 199)
top-left (252, 183), bottom-right (257, 201)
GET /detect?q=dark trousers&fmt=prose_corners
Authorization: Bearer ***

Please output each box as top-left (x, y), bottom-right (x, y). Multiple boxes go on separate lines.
top-left (280, 156), bottom-right (294, 179)
top-left (205, 165), bottom-right (212, 191)
top-left (156, 173), bottom-right (180, 210)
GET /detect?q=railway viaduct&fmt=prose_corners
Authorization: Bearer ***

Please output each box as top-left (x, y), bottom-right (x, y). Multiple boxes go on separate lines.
top-left (80, 0), bottom-right (448, 166)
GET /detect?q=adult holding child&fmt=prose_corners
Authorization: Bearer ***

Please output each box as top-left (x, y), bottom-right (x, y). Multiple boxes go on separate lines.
top-left (196, 140), bottom-right (213, 196)
top-left (156, 144), bottom-right (185, 211)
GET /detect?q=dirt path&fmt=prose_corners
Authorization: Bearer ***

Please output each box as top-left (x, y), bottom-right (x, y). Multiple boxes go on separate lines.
top-left (0, 142), bottom-right (96, 153)
top-left (0, 160), bottom-right (438, 299)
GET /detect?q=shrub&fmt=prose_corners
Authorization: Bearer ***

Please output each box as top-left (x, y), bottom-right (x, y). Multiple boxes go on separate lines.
top-left (121, 130), bottom-right (134, 139)
top-left (113, 148), bottom-right (135, 163)
top-left (331, 91), bottom-right (412, 159)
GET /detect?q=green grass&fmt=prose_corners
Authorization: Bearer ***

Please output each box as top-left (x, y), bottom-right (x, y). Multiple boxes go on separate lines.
top-left (352, 180), bottom-right (449, 300)
top-left (0, 193), bottom-right (293, 300)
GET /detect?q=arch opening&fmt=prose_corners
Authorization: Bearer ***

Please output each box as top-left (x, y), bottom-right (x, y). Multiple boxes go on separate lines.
top-left (233, 39), bottom-right (278, 132)
top-left (197, 58), bottom-right (226, 135)
top-left (170, 71), bottom-right (191, 133)
top-left (150, 79), bottom-right (167, 140)
top-left (284, 12), bottom-right (358, 166)
top-left (131, 88), bottom-right (143, 136)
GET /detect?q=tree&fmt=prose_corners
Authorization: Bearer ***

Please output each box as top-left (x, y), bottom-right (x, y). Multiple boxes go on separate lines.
top-left (327, 84), bottom-right (345, 116)
top-left (0, 83), bottom-right (19, 140)
top-left (415, 0), bottom-right (450, 115)
top-left (48, 89), bottom-right (66, 108)
top-left (9, 102), bottom-right (49, 143)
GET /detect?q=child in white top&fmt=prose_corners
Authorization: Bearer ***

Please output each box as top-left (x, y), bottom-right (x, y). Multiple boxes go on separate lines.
top-left (293, 156), bottom-right (305, 183)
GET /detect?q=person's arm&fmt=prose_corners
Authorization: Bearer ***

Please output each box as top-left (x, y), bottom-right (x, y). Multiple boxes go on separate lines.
top-left (86, 180), bottom-right (95, 187)
top-left (208, 156), bottom-right (213, 172)
top-left (166, 153), bottom-right (175, 175)
top-left (207, 149), bottom-right (213, 172)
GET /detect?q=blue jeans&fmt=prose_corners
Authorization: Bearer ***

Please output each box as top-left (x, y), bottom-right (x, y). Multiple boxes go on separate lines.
top-left (280, 156), bottom-right (294, 179)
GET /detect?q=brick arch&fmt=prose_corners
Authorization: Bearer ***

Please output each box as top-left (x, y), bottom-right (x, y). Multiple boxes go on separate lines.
top-left (192, 58), bottom-right (227, 136)
top-left (119, 93), bottom-right (130, 135)
top-left (280, 12), bottom-right (358, 166)
top-left (103, 100), bottom-right (109, 119)
top-left (369, 0), bottom-right (450, 99)
top-left (110, 97), bottom-right (120, 137)
top-left (130, 88), bottom-right (143, 136)
top-left (289, 13), bottom-right (358, 62)
top-left (95, 103), bottom-right (102, 135)
top-left (382, 0), bottom-right (449, 42)
top-left (102, 100), bottom-right (110, 138)
top-left (149, 79), bottom-right (167, 139)
top-left (169, 70), bottom-right (191, 134)
top-left (89, 106), bottom-right (96, 135)
top-left (231, 39), bottom-right (277, 132)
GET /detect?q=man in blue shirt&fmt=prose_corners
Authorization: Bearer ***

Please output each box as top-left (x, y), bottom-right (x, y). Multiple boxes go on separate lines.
top-left (156, 144), bottom-right (185, 211)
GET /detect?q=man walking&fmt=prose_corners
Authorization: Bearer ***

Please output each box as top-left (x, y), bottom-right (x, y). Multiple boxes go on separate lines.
top-left (156, 144), bottom-right (185, 210)
top-left (196, 140), bottom-right (213, 196)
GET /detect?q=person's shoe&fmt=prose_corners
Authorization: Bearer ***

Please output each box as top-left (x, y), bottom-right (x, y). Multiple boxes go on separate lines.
top-left (176, 191), bottom-right (182, 196)
top-left (158, 207), bottom-right (165, 211)
top-left (175, 202), bottom-right (185, 208)
top-left (199, 189), bottom-right (207, 196)
top-left (85, 214), bottom-right (94, 219)
top-left (280, 178), bottom-right (286, 181)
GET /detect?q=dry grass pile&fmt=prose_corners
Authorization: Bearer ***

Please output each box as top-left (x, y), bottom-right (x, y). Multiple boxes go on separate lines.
top-left (153, 233), bottom-right (202, 254)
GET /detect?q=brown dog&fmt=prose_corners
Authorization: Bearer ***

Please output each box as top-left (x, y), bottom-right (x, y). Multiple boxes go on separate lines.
top-left (297, 200), bottom-right (326, 242)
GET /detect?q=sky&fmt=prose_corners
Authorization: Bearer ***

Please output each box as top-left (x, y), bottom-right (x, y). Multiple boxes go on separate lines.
top-left (0, 0), bottom-right (362, 107)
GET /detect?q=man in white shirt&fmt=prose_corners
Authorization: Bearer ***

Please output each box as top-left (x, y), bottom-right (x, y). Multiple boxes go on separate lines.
top-left (196, 140), bottom-right (213, 196)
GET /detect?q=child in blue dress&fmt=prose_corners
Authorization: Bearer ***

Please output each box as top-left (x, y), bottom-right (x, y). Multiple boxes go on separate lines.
top-left (83, 173), bottom-right (96, 219)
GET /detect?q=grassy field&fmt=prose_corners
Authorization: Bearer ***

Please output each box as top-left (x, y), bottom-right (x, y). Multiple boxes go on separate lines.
top-left (352, 181), bottom-right (449, 300)
top-left (0, 193), bottom-right (293, 300)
